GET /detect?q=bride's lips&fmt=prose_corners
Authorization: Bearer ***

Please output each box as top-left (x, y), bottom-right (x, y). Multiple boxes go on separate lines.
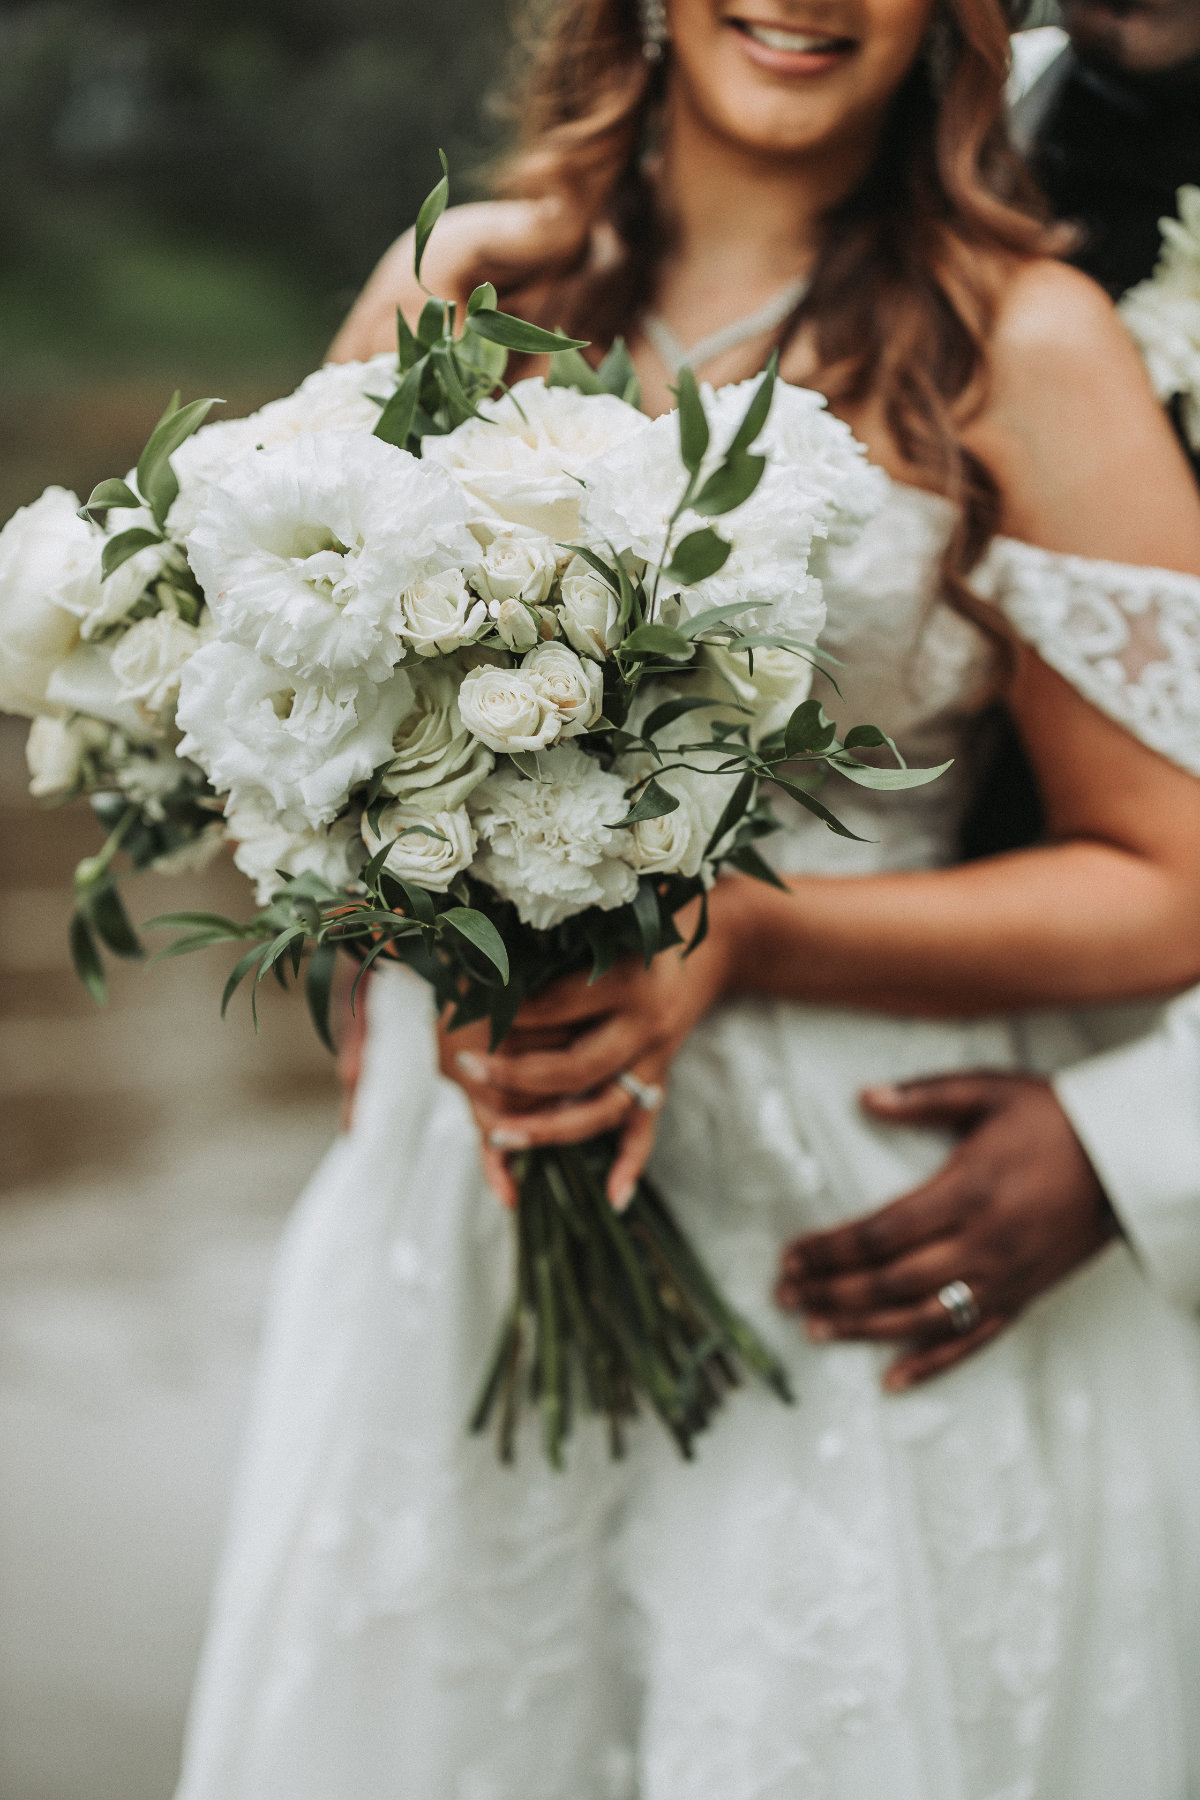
top-left (726, 14), bottom-right (859, 73)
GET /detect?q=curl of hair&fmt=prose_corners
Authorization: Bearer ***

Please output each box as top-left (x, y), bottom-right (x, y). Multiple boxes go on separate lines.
top-left (493, 0), bottom-right (1068, 611)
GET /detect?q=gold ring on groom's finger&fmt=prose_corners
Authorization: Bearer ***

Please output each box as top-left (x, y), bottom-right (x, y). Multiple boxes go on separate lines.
top-left (616, 1071), bottom-right (665, 1114)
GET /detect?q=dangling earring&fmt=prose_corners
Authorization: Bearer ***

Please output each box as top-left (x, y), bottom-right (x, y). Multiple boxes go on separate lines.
top-left (639, 0), bottom-right (669, 61)
top-left (923, 4), bottom-right (957, 96)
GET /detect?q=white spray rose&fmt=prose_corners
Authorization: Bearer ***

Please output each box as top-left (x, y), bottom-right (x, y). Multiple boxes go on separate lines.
top-left (493, 598), bottom-right (542, 652)
top-left (625, 785), bottom-right (707, 878)
top-left (469, 743), bottom-right (638, 929)
top-left (559, 558), bottom-right (621, 659)
top-left (458, 663), bottom-right (560, 755)
top-left (522, 640), bottom-right (604, 738)
top-left (186, 431), bottom-right (477, 684)
top-left (361, 801), bottom-right (476, 893)
top-left (225, 792), bottom-right (365, 906)
top-left (168, 355), bottom-right (400, 536)
top-left (25, 714), bottom-right (109, 799)
top-left (472, 523), bottom-right (558, 607)
top-left (177, 639), bottom-right (409, 830)
top-left (424, 377), bottom-right (649, 537)
top-left (379, 662), bottom-right (493, 810)
top-left (110, 611), bottom-right (207, 717)
top-left (396, 567), bottom-right (488, 657)
top-left (700, 642), bottom-right (814, 743)
top-left (0, 488), bottom-right (100, 716)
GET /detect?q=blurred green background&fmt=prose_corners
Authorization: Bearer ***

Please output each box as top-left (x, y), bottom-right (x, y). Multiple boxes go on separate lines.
top-left (0, 0), bottom-right (510, 516)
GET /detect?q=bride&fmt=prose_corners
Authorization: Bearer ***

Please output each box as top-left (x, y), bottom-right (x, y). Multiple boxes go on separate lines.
top-left (176, 1), bottom-right (1200, 1796)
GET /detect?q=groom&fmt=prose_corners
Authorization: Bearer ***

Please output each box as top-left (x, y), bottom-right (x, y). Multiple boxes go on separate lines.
top-left (779, 0), bottom-right (1200, 1387)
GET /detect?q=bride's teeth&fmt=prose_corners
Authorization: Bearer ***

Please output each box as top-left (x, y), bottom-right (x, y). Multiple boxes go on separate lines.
top-left (745, 22), bottom-right (842, 51)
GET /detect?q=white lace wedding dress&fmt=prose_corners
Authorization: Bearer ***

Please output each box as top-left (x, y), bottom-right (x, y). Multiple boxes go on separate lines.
top-left (175, 480), bottom-right (1200, 1800)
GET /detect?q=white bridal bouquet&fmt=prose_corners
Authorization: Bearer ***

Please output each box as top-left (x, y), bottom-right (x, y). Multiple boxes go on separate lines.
top-left (0, 163), bottom-right (942, 1465)
top-left (1121, 184), bottom-right (1200, 454)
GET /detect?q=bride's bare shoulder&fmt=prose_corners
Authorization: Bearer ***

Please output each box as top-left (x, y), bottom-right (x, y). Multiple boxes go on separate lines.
top-left (327, 198), bottom-right (588, 364)
top-left (969, 256), bottom-right (1200, 565)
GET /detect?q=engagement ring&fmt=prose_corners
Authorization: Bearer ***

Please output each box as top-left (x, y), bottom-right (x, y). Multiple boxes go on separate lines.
top-left (616, 1071), bottom-right (665, 1114)
top-left (936, 1279), bottom-right (981, 1335)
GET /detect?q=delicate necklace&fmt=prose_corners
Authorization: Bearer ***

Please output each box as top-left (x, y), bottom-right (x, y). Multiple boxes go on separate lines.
top-left (642, 273), bottom-right (810, 378)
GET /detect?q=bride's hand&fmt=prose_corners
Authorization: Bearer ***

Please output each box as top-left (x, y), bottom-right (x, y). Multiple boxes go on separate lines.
top-left (438, 899), bottom-right (734, 1210)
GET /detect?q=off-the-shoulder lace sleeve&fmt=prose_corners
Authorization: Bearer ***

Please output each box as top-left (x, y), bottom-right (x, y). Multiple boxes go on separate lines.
top-left (972, 537), bottom-right (1200, 775)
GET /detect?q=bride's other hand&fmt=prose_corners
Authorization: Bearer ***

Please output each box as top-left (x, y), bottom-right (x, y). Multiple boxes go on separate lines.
top-left (776, 1073), bottom-right (1117, 1389)
top-left (327, 197), bottom-right (590, 363)
top-left (438, 897), bottom-right (735, 1210)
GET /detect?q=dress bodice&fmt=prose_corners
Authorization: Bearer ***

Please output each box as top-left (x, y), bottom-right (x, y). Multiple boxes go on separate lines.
top-left (771, 478), bottom-right (1200, 877)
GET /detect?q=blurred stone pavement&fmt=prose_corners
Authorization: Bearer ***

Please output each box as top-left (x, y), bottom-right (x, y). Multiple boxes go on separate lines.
top-left (0, 715), bottom-right (341, 1800)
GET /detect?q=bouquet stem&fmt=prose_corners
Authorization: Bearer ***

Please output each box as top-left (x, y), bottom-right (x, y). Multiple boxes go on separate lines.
top-left (471, 1138), bottom-right (794, 1467)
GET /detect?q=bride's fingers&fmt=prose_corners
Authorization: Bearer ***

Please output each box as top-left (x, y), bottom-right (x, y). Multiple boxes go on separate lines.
top-left (607, 1101), bottom-right (661, 1213)
top-left (485, 1083), bottom-right (635, 1153)
top-left (480, 1141), bottom-right (520, 1211)
top-left (470, 1014), bottom-right (647, 1100)
top-left (883, 1316), bottom-right (1010, 1390)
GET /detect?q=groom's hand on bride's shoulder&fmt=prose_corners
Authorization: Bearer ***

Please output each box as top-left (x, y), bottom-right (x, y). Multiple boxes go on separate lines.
top-left (776, 1074), bottom-right (1119, 1391)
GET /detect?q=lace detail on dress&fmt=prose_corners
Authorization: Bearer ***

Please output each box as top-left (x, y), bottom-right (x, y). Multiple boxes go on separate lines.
top-left (974, 538), bottom-right (1200, 775)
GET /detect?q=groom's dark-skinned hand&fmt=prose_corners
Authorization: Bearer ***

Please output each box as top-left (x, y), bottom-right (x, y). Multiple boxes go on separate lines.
top-left (777, 1073), bottom-right (1120, 1391)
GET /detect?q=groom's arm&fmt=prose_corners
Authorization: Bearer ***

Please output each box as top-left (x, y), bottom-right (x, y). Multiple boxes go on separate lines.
top-left (1055, 988), bottom-right (1200, 1309)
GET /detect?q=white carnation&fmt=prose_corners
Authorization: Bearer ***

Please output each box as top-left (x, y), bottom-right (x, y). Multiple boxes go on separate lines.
top-left (361, 801), bottom-right (476, 892)
top-left (396, 568), bottom-right (488, 657)
top-left (522, 639), bottom-right (604, 738)
top-left (380, 662), bottom-right (493, 810)
top-left (168, 356), bottom-right (399, 536)
top-left (110, 610), bottom-right (207, 717)
top-left (25, 714), bottom-right (109, 799)
top-left (225, 791), bottom-right (365, 906)
top-left (469, 743), bottom-right (638, 929)
top-left (559, 558), bottom-right (621, 659)
top-left (458, 663), bottom-right (560, 755)
top-left (176, 639), bottom-right (409, 829)
top-left (472, 522), bottom-right (559, 606)
top-left (423, 377), bottom-right (649, 537)
top-left (186, 432), bottom-right (477, 684)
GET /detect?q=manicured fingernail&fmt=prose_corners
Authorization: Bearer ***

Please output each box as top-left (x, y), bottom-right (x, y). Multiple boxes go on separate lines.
top-left (805, 1317), bottom-right (834, 1342)
top-left (611, 1179), bottom-right (635, 1214)
top-left (457, 1051), bottom-right (489, 1082)
top-left (489, 1128), bottom-right (529, 1151)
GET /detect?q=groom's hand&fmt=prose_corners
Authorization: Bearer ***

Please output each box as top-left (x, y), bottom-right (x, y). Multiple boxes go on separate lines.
top-left (777, 1073), bottom-right (1119, 1390)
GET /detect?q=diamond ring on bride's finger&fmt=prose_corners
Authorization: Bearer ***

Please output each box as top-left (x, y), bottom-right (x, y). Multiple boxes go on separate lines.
top-left (936, 1279), bottom-right (982, 1335)
top-left (616, 1070), bottom-right (665, 1114)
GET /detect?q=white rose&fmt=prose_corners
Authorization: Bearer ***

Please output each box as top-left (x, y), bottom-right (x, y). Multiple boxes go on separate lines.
top-left (472, 524), bottom-right (558, 606)
top-left (559, 558), bottom-right (621, 659)
top-left (469, 743), bottom-right (638, 929)
top-left (458, 664), bottom-right (560, 755)
top-left (168, 355), bottom-right (399, 536)
top-left (625, 784), bottom-right (706, 878)
top-left (225, 791), bottom-right (365, 906)
top-left (185, 431), bottom-right (477, 684)
top-left (492, 598), bottom-right (542, 653)
top-left (0, 488), bottom-right (97, 716)
top-left (110, 611), bottom-right (206, 717)
top-left (424, 377), bottom-right (649, 538)
top-left (177, 639), bottom-right (410, 829)
top-left (361, 802), bottom-right (476, 893)
top-left (379, 662), bottom-right (493, 809)
top-left (522, 640), bottom-right (604, 738)
top-left (396, 568), bottom-right (488, 657)
top-left (25, 714), bottom-right (108, 799)
top-left (700, 642), bottom-right (814, 742)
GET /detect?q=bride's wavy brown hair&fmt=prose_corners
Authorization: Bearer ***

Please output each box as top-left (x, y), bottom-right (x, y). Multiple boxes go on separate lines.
top-left (492, 0), bottom-right (1064, 584)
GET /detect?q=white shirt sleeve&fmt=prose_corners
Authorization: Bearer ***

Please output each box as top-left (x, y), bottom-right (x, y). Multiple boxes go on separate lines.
top-left (1054, 988), bottom-right (1200, 1310)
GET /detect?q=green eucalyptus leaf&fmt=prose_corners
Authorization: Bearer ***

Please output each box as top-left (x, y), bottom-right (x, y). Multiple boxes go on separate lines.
top-left (631, 879), bottom-right (664, 965)
top-left (80, 478), bottom-right (140, 521)
top-left (607, 778), bottom-right (680, 830)
top-left (664, 527), bottom-right (732, 586)
top-left (620, 623), bottom-right (692, 660)
top-left (101, 527), bottom-right (163, 581)
top-left (146, 910), bottom-right (245, 933)
top-left (842, 723), bottom-right (888, 751)
top-left (69, 911), bottom-right (107, 1005)
top-left (468, 310), bottom-right (588, 355)
top-left (678, 600), bottom-right (760, 639)
top-left (703, 768), bottom-right (756, 858)
top-left (417, 297), bottom-right (447, 348)
top-left (726, 354), bottom-right (778, 458)
top-left (362, 836), bottom-right (398, 892)
top-left (772, 775), bottom-right (869, 841)
top-left (596, 336), bottom-right (641, 406)
top-left (722, 842), bottom-right (789, 889)
top-left (675, 366), bottom-right (710, 476)
top-left (394, 878), bottom-right (436, 926)
top-left (784, 698), bottom-right (837, 757)
top-left (413, 150), bottom-right (450, 285)
top-left (547, 346), bottom-right (602, 394)
top-left (692, 450), bottom-right (766, 518)
top-left (395, 306), bottom-right (421, 372)
top-left (136, 394), bottom-right (221, 529)
top-left (832, 757), bottom-right (952, 791)
top-left (87, 882), bottom-right (143, 960)
top-left (439, 907), bottom-right (511, 983)
top-left (641, 694), bottom-right (726, 738)
top-left (467, 281), bottom-right (498, 315)
top-left (558, 543), bottom-right (622, 595)
top-left (220, 944), bottom-right (264, 1018)
top-left (431, 341), bottom-right (484, 425)
top-left (305, 942), bottom-right (339, 1052)
top-left (374, 358), bottom-right (426, 448)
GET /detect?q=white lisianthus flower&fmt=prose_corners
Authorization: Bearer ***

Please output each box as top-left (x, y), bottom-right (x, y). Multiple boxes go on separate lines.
top-left (625, 784), bottom-right (706, 878)
top-left (168, 355), bottom-right (400, 536)
top-left (224, 791), bottom-right (365, 906)
top-left (0, 488), bottom-right (103, 716)
top-left (176, 639), bottom-right (409, 829)
top-left (559, 558), bottom-right (621, 659)
top-left (493, 598), bottom-right (543, 653)
top-left (379, 662), bottom-right (493, 810)
top-left (1120, 191), bottom-right (1200, 452)
top-left (186, 432), bottom-right (477, 684)
top-left (396, 568), bottom-right (488, 657)
top-left (458, 663), bottom-right (560, 755)
top-left (25, 714), bottom-right (109, 799)
top-left (423, 377), bottom-right (649, 537)
top-left (472, 522), bottom-right (559, 607)
top-left (110, 611), bottom-right (208, 717)
top-left (44, 641), bottom-right (159, 741)
top-left (361, 801), bottom-right (476, 893)
top-left (112, 744), bottom-right (192, 817)
top-left (469, 743), bottom-right (638, 929)
top-left (522, 640), bottom-right (604, 738)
